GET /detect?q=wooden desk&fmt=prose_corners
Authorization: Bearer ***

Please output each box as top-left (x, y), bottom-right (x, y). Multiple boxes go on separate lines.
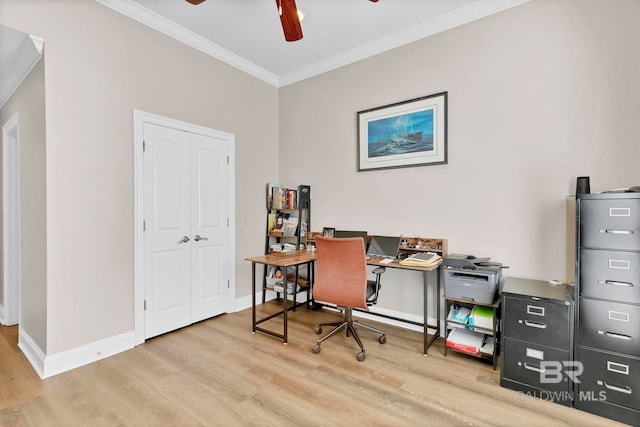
top-left (246, 250), bottom-right (315, 344)
top-left (246, 250), bottom-right (442, 355)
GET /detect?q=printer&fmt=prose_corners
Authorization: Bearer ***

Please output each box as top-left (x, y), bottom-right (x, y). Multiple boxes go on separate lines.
top-left (442, 254), bottom-right (505, 304)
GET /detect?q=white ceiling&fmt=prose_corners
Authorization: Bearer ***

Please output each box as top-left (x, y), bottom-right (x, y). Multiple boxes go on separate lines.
top-left (98, 0), bottom-right (530, 87)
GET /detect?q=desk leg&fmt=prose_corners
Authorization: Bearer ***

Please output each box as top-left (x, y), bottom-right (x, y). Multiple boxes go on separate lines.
top-left (251, 262), bottom-right (256, 333)
top-left (283, 266), bottom-right (288, 344)
top-left (422, 268), bottom-right (442, 356)
top-left (436, 267), bottom-right (441, 340)
top-left (423, 270), bottom-right (428, 355)
top-left (307, 261), bottom-right (314, 308)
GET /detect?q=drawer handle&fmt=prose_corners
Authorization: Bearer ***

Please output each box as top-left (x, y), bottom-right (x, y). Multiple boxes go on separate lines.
top-left (598, 229), bottom-right (634, 235)
top-left (524, 320), bottom-right (547, 329)
top-left (602, 381), bottom-right (632, 395)
top-left (523, 363), bottom-right (543, 373)
top-left (598, 331), bottom-right (633, 341)
top-left (599, 280), bottom-right (634, 287)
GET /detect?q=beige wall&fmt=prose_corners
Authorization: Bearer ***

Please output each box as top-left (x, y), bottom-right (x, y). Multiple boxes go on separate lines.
top-left (0, 58), bottom-right (48, 348)
top-left (0, 0), bottom-right (279, 355)
top-left (279, 0), bottom-right (640, 315)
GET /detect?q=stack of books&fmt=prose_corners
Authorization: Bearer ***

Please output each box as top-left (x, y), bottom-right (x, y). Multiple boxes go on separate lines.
top-left (273, 274), bottom-right (309, 294)
top-left (270, 243), bottom-right (297, 253)
top-left (399, 252), bottom-right (442, 267)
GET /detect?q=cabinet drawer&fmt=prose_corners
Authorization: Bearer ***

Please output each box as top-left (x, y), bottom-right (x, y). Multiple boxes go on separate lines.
top-left (576, 347), bottom-right (640, 411)
top-left (503, 296), bottom-right (571, 349)
top-left (580, 249), bottom-right (640, 303)
top-left (579, 298), bottom-right (640, 356)
top-left (580, 199), bottom-right (640, 251)
top-left (502, 338), bottom-right (571, 393)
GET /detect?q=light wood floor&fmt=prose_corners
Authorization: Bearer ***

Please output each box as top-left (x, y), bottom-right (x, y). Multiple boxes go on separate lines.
top-left (0, 302), bottom-right (628, 426)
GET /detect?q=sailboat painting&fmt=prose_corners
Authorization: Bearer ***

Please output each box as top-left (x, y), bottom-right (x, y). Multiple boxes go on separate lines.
top-left (366, 110), bottom-right (434, 157)
top-left (357, 92), bottom-right (447, 171)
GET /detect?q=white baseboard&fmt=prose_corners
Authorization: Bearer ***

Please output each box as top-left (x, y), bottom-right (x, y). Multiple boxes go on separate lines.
top-left (17, 327), bottom-right (45, 378)
top-left (19, 327), bottom-right (135, 379)
top-left (0, 303), bottom-right (4, 325)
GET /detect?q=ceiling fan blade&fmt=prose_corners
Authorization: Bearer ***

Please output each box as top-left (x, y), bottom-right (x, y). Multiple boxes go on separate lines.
top-left (276, 0), bottom-right (303, 42)
top-left (185, 0), bottom-right (206, 5)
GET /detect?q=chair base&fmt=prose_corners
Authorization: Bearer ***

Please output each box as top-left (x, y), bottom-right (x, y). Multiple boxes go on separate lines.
top-left (312, 307), bottom-right (386, 361)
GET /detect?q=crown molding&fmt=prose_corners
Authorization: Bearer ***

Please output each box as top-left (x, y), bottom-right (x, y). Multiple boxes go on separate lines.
top-left (96, 0), bottom-right (530, 88)
top-left (279, 0), bottom-right (531, 86)
top-left (0, 35), bottom-right (44, 110)
top-left (95, 0), bottom-right (279, 86)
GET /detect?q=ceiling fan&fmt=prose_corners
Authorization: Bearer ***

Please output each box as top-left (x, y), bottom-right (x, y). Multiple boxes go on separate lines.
top-left (185, 0), bottom-right (379, 42)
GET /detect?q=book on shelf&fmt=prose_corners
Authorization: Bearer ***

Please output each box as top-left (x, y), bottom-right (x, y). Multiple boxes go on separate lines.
top-left (286, 189), bottom-right (297, 210)
top-left (299, 217), bottom-right (308, 237)
top-left (399, 251), bottom-right (442, 266)
top-left (273, 212), bottom-right (289, 231)
top-left (267, 183), bottom-right (281, 209)
top-left (267, 183), bottom-right (298, 210)
top-left (282, 217), bottom-right (299, 237)
top-left (267, 213), bottom-right (277, 232)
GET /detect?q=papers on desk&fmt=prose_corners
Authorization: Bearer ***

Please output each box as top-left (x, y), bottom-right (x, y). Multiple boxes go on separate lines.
top-left (399, 252), bottom-right (442, 267)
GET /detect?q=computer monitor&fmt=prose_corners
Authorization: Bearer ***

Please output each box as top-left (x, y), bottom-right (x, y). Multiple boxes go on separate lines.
top-left (334, 230), bottom-right (369, 249)
top-left (367, 235), bottom-right (402, 259)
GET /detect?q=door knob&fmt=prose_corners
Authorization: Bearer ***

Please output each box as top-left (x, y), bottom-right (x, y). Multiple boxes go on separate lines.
top-left (179, 236), bottom-right (190, 243)
top-left (194, 235), bottom-right (208, 241)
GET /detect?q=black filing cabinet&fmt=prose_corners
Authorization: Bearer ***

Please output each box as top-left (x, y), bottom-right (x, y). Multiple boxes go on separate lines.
top-left (500, 277), bottom-right (575, 407)
top-left (575, 193), bottom-right (640, 425)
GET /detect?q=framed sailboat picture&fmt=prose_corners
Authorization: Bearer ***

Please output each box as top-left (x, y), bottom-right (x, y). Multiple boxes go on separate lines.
top-left (357, 92), bottom-right (447, 171)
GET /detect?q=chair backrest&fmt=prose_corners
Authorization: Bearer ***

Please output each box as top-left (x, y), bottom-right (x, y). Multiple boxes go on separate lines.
top-left (313, 236), bottom-right (368, 310)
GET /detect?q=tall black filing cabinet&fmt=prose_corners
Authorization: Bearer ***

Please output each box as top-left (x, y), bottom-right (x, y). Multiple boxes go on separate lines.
top-left (500, 277), bottom-right (575, 407)
top-left (576, 192), bottom-right (640, 425)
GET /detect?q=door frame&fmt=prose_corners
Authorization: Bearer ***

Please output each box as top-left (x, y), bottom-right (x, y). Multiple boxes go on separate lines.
top-left (2, 112), bottom-right (22, 326)
top-left (133, 110), bottom-right (236, 345)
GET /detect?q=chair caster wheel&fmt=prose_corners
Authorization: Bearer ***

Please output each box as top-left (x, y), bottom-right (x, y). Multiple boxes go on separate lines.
top-left (312, 344), bottom-right (321, 354)
top-left (314, 326), bottom-right (322, 334)
top-left (356, 351), bottom-right (366, 362)
top-left (379, 335), bottom-right (387, 344)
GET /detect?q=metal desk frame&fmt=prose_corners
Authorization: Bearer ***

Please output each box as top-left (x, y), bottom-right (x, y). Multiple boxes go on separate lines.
top-left (364, 257), bottom-right (441, 355)
top-left (246, 250), bottom-right (315, 344)
top-left (246, 251), bottom-right (441, 354)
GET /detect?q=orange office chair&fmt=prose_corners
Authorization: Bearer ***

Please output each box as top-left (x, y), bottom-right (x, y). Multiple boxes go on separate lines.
top-left (311, 236), bottom-right (386, 361)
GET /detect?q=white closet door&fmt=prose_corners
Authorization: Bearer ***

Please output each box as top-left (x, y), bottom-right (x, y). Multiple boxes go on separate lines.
top-left (190, 133), bottom-right (230, 323)
top-left (143, 123), bottom-right (231, 339)
top-left (143, 123), bottom-right (191, 339)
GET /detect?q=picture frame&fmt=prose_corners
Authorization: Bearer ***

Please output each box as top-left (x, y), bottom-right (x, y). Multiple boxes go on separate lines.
top-left (322, 227), bottom-right (335, 237)
top-left (357, 92), bottom-right (447, 171)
